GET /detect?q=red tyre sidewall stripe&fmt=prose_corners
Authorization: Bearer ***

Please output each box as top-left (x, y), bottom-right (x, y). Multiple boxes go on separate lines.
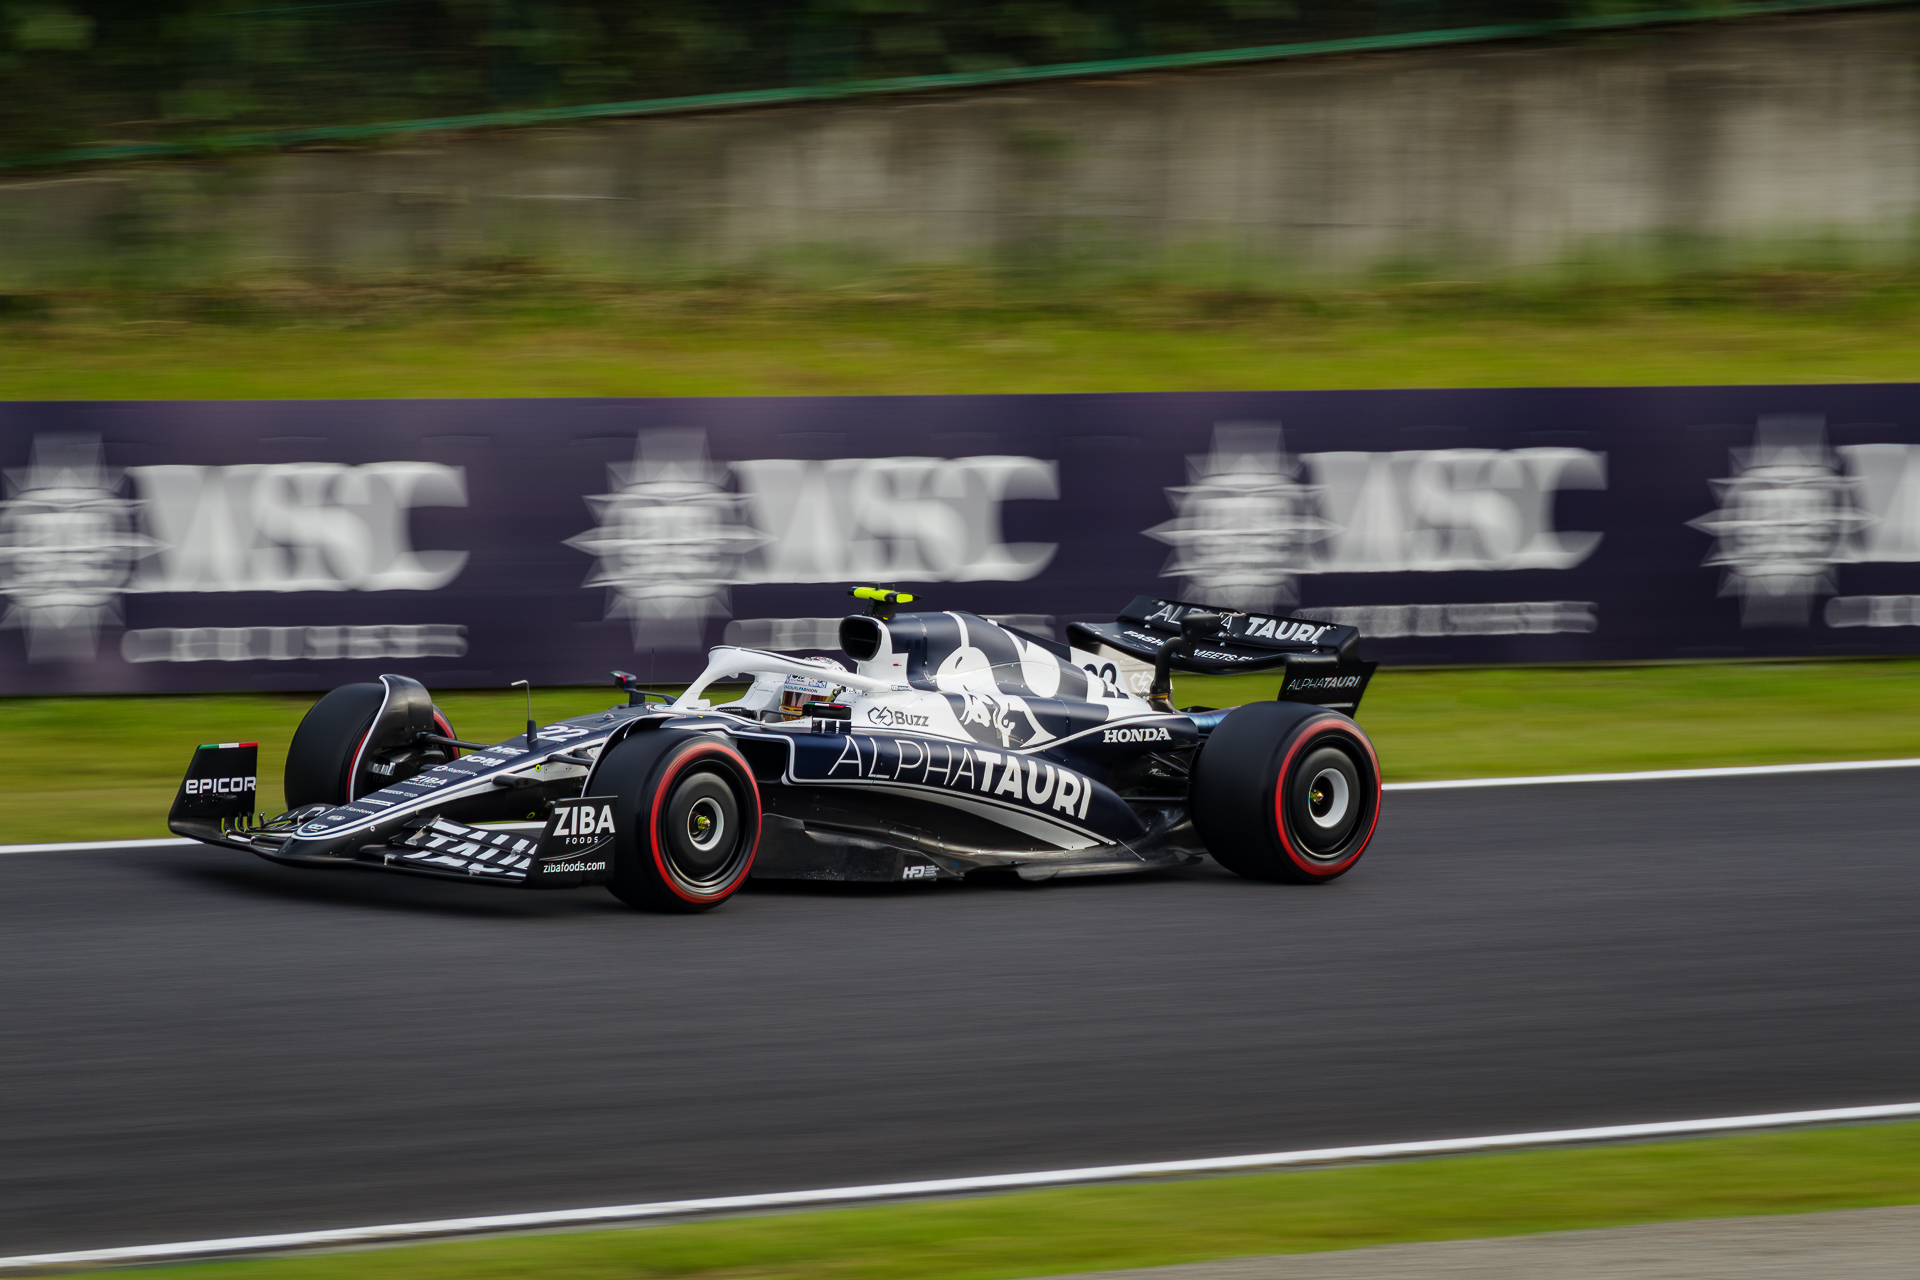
top-left (646, 741), bottom-right (761, 904)
top-left (431, 710), bottom-right (460, 758)
top-left (1269, 718), bottom-right (1382, 878)
top-left (344, 679), bottom-right (395, 801)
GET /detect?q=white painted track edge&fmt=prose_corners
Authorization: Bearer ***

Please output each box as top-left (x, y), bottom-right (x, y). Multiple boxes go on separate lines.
top-left (0, 836), bottom-right (195, 855)
top-left (6, 1101), bottom-right (1919, 1270)
top-left (1382, 757), bottom-right (1920, 791)
top-left (10, 758), bottom-right (1920, 855)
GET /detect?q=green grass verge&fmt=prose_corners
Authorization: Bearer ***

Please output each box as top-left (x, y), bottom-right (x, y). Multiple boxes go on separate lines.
top-left (8, 272), bottom-right (1920, 399)
top-left (8, 659), bottom-right (1920, 845)
top-left (137, 1122), bottom-right (1920, 1280)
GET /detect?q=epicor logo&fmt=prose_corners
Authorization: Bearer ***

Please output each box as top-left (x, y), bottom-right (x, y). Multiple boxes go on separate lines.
top-left (184, 776), bottom-right (255, 795)
top-left (551, 803), bottom-right (614, 838)
top-left (865, 705), bottom-right (932, 729)
top-left (1102, 726), bottom-right (1173, 743)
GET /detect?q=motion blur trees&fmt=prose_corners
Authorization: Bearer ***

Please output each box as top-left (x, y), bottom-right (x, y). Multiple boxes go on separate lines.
top-left (1, 1), bottom-right (1758, 160)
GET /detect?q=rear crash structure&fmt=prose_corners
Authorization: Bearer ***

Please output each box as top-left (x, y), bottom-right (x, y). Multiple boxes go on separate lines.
top-left (168, 594), bottom-right (1384, 912)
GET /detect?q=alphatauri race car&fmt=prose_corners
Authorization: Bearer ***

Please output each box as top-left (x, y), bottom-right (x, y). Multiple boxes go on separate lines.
top-left (168, 591), bottom-right (1382, 912)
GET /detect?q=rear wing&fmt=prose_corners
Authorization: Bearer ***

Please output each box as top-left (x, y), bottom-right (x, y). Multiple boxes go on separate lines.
top-left (1067, 596), bottom-right (1377, 714)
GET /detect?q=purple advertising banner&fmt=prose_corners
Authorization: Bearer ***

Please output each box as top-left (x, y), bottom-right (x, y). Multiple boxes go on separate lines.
top-left (4, 388), bottom-right (1920, 697)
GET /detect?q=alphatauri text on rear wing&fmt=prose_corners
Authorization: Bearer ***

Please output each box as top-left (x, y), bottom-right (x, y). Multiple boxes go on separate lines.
top-left (1067, 596), bottom-right (1377, 714)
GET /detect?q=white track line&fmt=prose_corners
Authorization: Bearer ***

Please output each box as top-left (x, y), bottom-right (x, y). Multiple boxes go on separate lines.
top-left (5, 1101), bottom-right (1918, 1270)
top-left (6, 757), bottom-right (1919, 857)
top-left (1383, 757), bottom-right (1920, 791)
top-left (0, 836), bottom-right (194, 855)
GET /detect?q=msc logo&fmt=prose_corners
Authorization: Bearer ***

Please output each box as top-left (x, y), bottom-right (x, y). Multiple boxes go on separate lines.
top-left (865, 706), bottom-right (931, 729)
top-left (184, 776), bottom-right (255, 795)
top-left (551, 803), bottom-right (615, 838)
top-left (1102, 726), bottom-right (1172, 743)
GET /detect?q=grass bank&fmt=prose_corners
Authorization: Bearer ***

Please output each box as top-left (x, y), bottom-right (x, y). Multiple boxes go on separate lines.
top-left (136, 1121), bottom-right (1920, 1280)
top-left (7, 271), bottom-right (1920, 399)
top-left (7, 659), bottom-right (1919, 845)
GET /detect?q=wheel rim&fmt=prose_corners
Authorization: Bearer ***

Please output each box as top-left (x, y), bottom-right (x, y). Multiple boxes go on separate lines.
top-left (658, 766), bottom-right (748, 890)
top-left (1286, 742), bottom-right (1364, 860)
top-left (1306, 767), bottom-right (1351, 830)
top-left (686, 796), bottom-right (725, 853)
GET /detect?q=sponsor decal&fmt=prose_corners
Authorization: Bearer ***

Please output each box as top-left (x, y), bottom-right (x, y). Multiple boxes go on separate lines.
top-left (1240, 617), bottom-right (1331, 643)
top-left (1146, 424), bottom-right (1605, 610)
top-left (183, 776), bottom-right (255, 795)
top-left (567, 429), bottom-right (1058, 650)
top-left (865, 705), bottom-right (932, 729)
top-left (368, 761), bottom-right (397, 776)
top-left (121, 623), bottom-right (466, 664)
top-left (0, 434), bottom-right (163, 662)
top-left (812, 733), bottom-right (1094, 821)
top-left (1102, 726), bottom-right (1172, 743)
top-left (550, 801), bottom-right (615, 838)
top-left (1690, 417), bottom-right (1871, 628)
top-left (1285, 674), bottom-right (1364, 691)
top-left (1298, 601), bottom-right (1597, 637)
top-left (131, 459), bottom-right (468, 594)
top-left (531, 796), bottom-right (618, 885)
top-left (902, 864), bottom-right (939, 880)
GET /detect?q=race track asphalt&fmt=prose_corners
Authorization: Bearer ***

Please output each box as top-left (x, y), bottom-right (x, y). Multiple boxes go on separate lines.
top-left (3, 770), bottom-right (1918, 1257)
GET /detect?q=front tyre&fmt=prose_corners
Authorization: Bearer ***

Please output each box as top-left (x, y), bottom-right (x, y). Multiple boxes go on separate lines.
top-left (1190, 702), bottom-right (1381, 884)
top-left (284, 681), bottom-right (459, 808)
top-left (596, 732), bottom-right (760, 913)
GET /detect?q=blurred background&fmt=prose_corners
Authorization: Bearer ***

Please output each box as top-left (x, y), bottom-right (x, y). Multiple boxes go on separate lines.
top-left (6, 0), bottom-right (1918, 292)
top-left (5, 6), bottom-right (1920, 1275)
top-left (0, 1), bottom-right (1733, 159)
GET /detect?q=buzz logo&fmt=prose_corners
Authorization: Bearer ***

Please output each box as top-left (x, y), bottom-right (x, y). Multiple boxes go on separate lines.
top-left (551, 803), bottom-right (615, 838)
top-left (1102, 726), bottom-right (1173, 743)
top-left (865, 706), bottom-right (932, 729)
top-left (184, 776), bottom-right (255, 796)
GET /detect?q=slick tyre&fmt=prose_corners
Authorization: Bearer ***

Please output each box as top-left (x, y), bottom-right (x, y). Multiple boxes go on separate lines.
top-left (596, 732), bottom-right (761, 913)
top-left (1190, 701), bottom-right (1381, 884)
top-left (284, 682), bottom-right (458, 808)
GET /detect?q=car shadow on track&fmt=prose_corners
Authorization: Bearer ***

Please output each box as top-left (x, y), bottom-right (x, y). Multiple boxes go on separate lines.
top-left (160, 861), bottom-right (629, 919)
top-left (151, 854), bottom-right (1230, 917)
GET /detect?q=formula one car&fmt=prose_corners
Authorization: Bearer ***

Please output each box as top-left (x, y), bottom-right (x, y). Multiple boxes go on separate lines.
top-left (168, 590), bottom-right (1382, 912)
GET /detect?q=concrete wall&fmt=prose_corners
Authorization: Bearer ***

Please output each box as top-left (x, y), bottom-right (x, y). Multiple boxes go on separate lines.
top-left (4, 7), bottom-right (1919, 288)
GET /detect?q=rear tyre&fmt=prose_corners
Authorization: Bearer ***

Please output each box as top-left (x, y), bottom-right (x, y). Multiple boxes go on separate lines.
top-left (1190, 701), bottom-right (1380, 884)
top-left (596, 732), bottom-right (760, 913)
top-left (284, 682), bottom-right (459, 808)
